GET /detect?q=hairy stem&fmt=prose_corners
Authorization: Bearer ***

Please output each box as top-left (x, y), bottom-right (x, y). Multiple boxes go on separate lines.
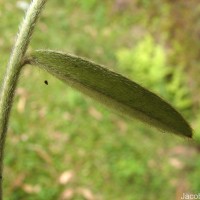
top-left (0, 0), bottom-right (47, 198)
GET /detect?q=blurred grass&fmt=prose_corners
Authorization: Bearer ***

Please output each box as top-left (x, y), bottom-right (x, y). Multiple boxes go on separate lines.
top-left (0, 0), bottom-right (200, 200)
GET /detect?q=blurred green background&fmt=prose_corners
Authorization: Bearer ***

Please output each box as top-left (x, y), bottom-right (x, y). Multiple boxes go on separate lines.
top-left (1, 0), bottom-right (200, 199)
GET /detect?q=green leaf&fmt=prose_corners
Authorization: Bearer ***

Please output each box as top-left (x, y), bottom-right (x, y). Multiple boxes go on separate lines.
top-left (27, 50), bottom-right (192, 138)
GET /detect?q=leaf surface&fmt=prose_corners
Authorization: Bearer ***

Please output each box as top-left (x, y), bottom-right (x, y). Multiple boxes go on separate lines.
top-left (28, 50), bottom-right (192, 138)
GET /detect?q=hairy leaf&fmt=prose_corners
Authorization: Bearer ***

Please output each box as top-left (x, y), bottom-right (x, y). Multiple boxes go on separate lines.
top-left (28, 50), bottom-right (192, 138)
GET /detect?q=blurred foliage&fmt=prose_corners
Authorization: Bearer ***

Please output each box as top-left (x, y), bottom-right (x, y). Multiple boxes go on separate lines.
top-left (116, 34), bottom-right (192, 111)
top-left (0, 0), bottom-right (200, 200)
top-left (116, 35), bottom-right (168, 95)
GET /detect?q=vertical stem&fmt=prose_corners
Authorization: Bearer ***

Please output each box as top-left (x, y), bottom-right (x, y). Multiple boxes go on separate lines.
top-left (0, 0), bottom-right (47, 199)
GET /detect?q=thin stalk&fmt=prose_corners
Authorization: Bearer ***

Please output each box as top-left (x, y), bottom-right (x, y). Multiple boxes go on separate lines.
top-left (0, 0), bottom-right (47, 198)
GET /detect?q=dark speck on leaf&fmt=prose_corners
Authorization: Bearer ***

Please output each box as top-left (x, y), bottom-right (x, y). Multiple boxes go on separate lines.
top-left (44, 80), bottom-right (48, 85)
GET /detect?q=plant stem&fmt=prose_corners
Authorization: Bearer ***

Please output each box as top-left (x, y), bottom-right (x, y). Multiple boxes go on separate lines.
top-left (0, 0), bottom-right (47, 198)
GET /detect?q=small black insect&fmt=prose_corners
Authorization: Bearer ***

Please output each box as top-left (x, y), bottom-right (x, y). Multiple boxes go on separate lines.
top-left (44, 80), bottom-right (48, 85)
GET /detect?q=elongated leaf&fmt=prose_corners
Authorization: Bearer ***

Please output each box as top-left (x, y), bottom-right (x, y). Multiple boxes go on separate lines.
top-left (28, 50), bottom-right (192, 138)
